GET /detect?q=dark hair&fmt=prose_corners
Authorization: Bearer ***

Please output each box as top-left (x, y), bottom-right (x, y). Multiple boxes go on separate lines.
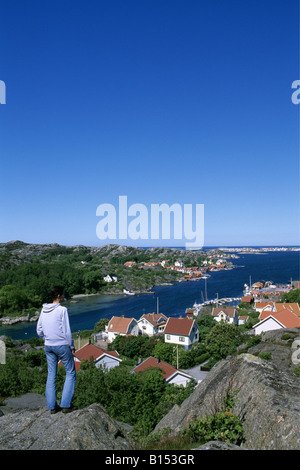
top-left (45, 286), bottom-right (65, 303)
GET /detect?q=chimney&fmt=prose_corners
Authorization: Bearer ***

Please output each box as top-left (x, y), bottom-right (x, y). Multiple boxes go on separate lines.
top-left (157, 356), bottom-right (160, 363)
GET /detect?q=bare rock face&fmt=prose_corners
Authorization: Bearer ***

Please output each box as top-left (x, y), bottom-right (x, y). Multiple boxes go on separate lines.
top-left (154, 353), bottom-right (300, 450)
top-left (0, 395), bottom-right (133, 450)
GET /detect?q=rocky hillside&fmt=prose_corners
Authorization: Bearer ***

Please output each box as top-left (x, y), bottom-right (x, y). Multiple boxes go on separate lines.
top-left (0, 240), bottom-right (222, 269)
top-left (154, 328), bottom-right (300, 450)
top-left (1, 328), bottom-right (299, 450)
top-left (0, 241), bottom-right (219, 317)
top-left (0, 393), bottom-right (133, 450)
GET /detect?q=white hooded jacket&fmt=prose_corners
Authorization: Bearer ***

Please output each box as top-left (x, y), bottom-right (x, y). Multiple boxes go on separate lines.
top-left (36, 303), bottom-right (75, 349)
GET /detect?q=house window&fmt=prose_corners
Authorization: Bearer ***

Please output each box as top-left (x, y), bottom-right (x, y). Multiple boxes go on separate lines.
top-left (166, 335), bottom-right (171, 340)
top-left (179, 337), bottom-right (185, 342)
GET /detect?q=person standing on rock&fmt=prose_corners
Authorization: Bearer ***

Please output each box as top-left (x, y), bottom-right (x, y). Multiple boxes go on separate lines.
top-left (37, 286), bottom-right (77, 414)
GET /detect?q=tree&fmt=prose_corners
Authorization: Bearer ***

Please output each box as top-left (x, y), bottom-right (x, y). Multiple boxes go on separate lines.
top-left (94, 318), bottom-right (109, 333)
top-left (133, 368), bottom-right (166, 435)
top-left (73, 366), bottom-right (107, 408)
top-left (281, 289), bottom-right (300, 305)
top-left (104, 366), bottom-right (140, 423)
top-left (196, 314), bottom-right (216, 341)
top-left (152, 342), bottom-right (174, 364)
top-left (0, 285), bottom-right (29, 314)
top-left (205, 322), bottom-right (241, 361)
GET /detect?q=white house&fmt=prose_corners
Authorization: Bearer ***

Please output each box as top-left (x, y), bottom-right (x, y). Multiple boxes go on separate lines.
top-left (253, 309), bottom-right (300, 335)
top-left (103, 274), bottom-right (118, 283)
top-left (133, 356), bottom-right (194, 387)
top-left (106, 316), bottom-right (139, 342)
top-left (174, 260), bottom-right (183, 268)
top-left (137, 312), bottom-right (168, 336)
top-left (164, 316), bottom-right (199, 350)
top-left (255, 302), bottom-right (300, 318)
top-left (254, 301), bottom-right (274, 314)
top-left (238, 315), bottom-right (249, 325)
top-left (212, 307), bottom-right (238, 325)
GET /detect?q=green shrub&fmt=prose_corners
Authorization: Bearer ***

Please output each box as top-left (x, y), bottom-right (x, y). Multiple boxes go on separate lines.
top-left (184, 411), bottom-right (244, 445)
top-left (293, 364), bottom-right (300, 375)
top-left (257, 352), bottom-right (272, 361)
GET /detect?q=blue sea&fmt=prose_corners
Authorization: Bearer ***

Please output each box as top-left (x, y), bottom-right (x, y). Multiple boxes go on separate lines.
top-left (1, 248), bottom-right (299, 341)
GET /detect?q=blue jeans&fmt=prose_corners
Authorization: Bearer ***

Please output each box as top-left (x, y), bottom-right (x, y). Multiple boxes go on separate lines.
top-left (44, 345), bottom-right (76, 410)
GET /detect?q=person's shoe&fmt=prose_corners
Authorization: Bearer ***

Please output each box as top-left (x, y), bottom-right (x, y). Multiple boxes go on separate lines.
top-left (62, 405), bottom-right (78, 414)
top-left (50, 404), bottom-right (62, 414)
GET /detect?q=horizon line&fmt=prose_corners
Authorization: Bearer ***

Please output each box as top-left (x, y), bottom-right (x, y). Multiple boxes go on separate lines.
top-left (1, 239), bottom-right (300, 249)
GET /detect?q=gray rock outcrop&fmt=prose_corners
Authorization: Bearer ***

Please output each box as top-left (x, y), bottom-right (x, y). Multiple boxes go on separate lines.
top-left (154, 352), bottom-right (300, 450)
top-left (0, 394), bottom-right (133, 450)
top-left (193, 441), bottom-right (247, 450)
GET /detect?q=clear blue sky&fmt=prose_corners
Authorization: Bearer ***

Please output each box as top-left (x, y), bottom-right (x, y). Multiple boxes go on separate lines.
top-left (0, 0), bottom-right (299, 248)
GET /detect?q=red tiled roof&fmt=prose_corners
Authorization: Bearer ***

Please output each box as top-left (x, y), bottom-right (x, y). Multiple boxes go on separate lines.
top-left (107, 316), bottom-right (136, 334)
top-left (259, 309), bottom-right (300, 328)
top-left (139, 313), bottom-right (168, 326)
top-left (164, 317), bottom-right (195, 336)
top-left (241, 296), bottom-right (253, 302)
top-left (255, 302), bottom-right (274, 309)
top-left (212, 307), bottom-right (236, 318)
top-left (134, 356), bottom-right (191, 381)
top-left (134, 356), bottom-right (177, 379)
top-left (74, 343), bottom-right (119, 361)
top-left (275, 303), bottom-right (300, 316)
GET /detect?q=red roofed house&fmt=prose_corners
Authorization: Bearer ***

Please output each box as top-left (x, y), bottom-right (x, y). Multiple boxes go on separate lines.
top-left (256, 302), bottom-right (300, 318)
top-left (106, 316), bottom-right (139, 342)
top-left (137, 312), bottom-right (168, 336)
top-left (254, 301), bottom-right (274, 314)
top-left (212, 307), bottom-right (238, 325)
top-left (253, 309), bottom-right (300, 335)
top-left (238, 315), bottom-right (249, 325)
top-left (133, 356), bottom-right (194, 387)
top-left (164, 316), bottom-right (199, 350)
top-left (241, 295), bottom-right (254, 304)
top-left (60, 343), bottom-right (122, 371)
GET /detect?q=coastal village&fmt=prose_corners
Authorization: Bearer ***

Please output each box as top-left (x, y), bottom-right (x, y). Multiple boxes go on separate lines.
top-left (104, 252), bottom-right (235, 287)
top-left (0, 249), bottom-right (236, 325)
top-left (0, 246), bottom-right (300, 450)
top-left (0, 242), bottom-right (299, 392)
top-left (70, 277), bottom-right (300, 388)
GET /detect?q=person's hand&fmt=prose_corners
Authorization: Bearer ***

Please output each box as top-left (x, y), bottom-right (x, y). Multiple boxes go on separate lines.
top-left (71, 348), bottom-right (76, 355)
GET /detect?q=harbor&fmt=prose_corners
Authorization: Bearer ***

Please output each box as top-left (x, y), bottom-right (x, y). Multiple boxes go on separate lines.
top-left (0, 249), bottom-right (298, 341)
